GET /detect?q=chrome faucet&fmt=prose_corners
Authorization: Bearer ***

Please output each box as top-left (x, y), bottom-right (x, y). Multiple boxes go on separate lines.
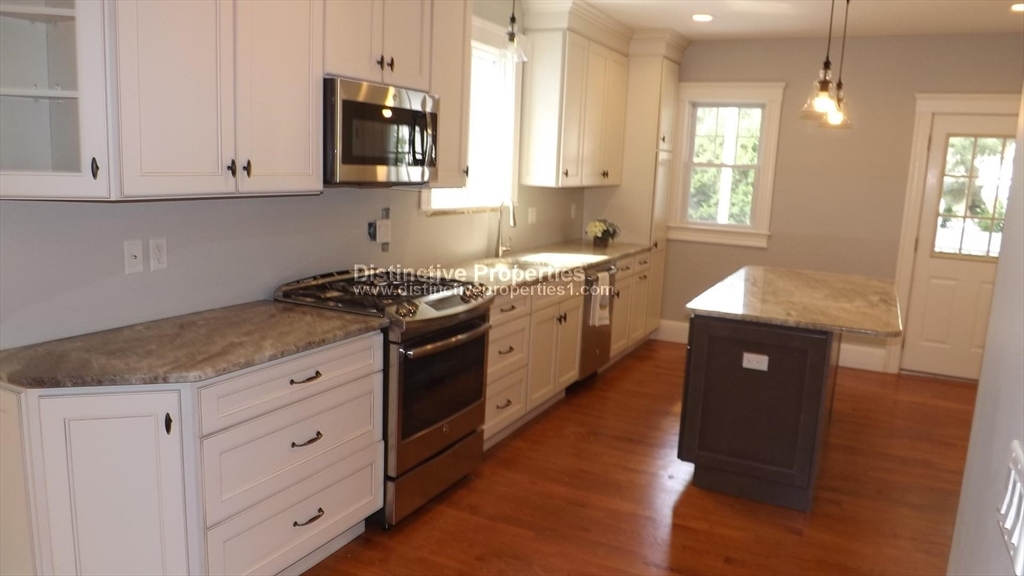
top-left (496, 201), bottom-right (517, 258)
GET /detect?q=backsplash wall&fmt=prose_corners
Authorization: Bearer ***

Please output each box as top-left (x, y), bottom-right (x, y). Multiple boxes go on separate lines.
top-left (0, 186), bottom-right (582, 348)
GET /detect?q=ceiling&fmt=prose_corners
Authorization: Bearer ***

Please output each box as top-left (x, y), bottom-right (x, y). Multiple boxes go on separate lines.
top-left (588, 0), bottom-right (1024, 40)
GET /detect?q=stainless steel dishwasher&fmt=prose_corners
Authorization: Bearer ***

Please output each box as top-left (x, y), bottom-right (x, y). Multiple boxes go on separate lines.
top-left (579, 263), bottom-right (616, 379)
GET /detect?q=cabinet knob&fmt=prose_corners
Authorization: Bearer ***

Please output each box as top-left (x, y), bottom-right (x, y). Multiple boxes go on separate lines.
top-left (661, 135), bottom-right (667, 142)
top-left (243, 159), bottom-right (252, 178)
top-left (463, 166), bottom-right (469, 177)
top-left (653, 241), bottom-right (659, 249)
top-left (164, 413), bottom-right (173, 435)
top-left (614, 289), bottom-right (621, 299)
top-left (90, 157), bottom-right (99, 180)
top-left (227, 159), bottom-right (237, 178)
top-left (387, 57), bottom-right (395, 71)
top-left (562, 169), bottom-right (569, 177)
top-left (377, 55), bottom-right (384, 70)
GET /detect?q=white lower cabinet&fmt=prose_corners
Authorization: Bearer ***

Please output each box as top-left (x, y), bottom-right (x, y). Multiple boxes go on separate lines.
top-left (527, 295), bottom-right (583, 411)
top-left (483, 368), bottom-right (528, 440)
top-left (610, 277), bottom-right (634, 358)
top-left (39, 392), bottom-right (189, 576)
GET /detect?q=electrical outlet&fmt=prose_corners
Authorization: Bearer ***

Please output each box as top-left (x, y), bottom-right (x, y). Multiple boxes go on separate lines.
top-left (528, 207), bottom-right (537, 225)
top-left (376, 219), bottom-right (392, 243)
top-left (124, 240), bottom-right (144, 275)
top-left (381, 207), bottom-right (390, 219)
top-left (742, 352), bottom-right (769, 371)
top-left (149, 238), bottom-right (167, 271)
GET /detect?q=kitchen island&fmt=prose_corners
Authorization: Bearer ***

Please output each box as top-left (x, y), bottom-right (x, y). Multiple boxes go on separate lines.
top-left (678, 266), bottom-right (902, 511)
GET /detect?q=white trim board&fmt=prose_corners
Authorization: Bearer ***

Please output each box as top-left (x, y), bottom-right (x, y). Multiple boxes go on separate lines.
top-left (652, 319), bottom-right (889, 373)
top-left (888, 93), bottom-right (1021, 374)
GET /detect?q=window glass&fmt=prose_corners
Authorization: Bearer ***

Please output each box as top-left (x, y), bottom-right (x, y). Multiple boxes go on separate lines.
top-left (686, 106), bottom-right (763, 226)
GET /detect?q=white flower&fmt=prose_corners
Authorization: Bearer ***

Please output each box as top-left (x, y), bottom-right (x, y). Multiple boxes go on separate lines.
top-left (586, 221), bottom-right (607, 238)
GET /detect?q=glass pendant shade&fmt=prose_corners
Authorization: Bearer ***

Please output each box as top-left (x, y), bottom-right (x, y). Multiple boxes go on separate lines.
top-left (507, 31), bottom-right (528, 63)
top-left (800, 73), bottom-right (836, 119)
top-left (822, 97), bottom-right (852, 129)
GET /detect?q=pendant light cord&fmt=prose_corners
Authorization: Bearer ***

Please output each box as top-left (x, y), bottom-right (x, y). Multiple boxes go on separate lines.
top-left (823, 0), bottom-right (836, 68)
top-left (510, 0), bottom-right (517, 28)
top-left (836, 0), bottom-right (850, 89)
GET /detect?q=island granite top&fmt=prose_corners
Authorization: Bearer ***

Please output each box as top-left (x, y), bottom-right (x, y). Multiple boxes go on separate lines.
top-left (685, 266), bottom-right (903, 338)
top-left (0, 301), bottom-right (388, 389)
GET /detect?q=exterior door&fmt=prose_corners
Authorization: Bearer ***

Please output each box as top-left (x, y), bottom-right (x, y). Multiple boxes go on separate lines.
top-left (902, 114), bottom-right (1017, 379)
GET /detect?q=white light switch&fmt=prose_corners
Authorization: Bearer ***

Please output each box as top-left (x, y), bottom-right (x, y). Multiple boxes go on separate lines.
top-left (149, 238), bottom-right (167, 271)
top-left (124, 240), bottom-right (144, 275)
top-left (742, 352), bottom-right (769, 371)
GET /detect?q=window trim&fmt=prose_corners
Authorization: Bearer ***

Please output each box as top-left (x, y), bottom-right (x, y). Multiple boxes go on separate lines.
top-left (668, 82), bottom-right (785, 248)
top-left (419, 18), bottom-right (526, 214)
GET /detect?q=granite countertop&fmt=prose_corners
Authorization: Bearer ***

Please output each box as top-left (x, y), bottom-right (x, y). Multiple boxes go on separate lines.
top-left (685, 266), bottom-right (903, 337)
top-left (524, 240), bottom-right (654, 263)
top-left (464, 240), bottom-right (654, 289)
top-left (0, 301), bottom-right (388, 389)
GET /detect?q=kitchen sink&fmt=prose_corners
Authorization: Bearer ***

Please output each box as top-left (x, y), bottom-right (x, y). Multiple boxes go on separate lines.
top-left (515, 253), bottom-right (608, 268)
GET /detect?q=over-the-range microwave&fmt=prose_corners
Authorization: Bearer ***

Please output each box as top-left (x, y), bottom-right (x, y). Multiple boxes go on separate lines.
top-left (324, 78), bottom-right (438, 186)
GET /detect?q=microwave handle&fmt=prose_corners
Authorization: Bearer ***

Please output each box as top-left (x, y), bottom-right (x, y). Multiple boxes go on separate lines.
top-left (424, 112), bottom-right (435, 167)
top-left (401, 323), bottom-right (491, 360)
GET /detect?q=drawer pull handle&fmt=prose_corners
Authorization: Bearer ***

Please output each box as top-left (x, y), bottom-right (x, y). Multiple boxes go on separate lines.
top-left (614, 289), bottom-right (621, 299)
top-left (497, 398), bottom-right (513, 410)
top-left (291, 431), bottom-right (323, 448)
top-left (639, 274), bottom-right (648, 280)
top-left (621, 265), bottom-right (631, 271)
top-left (498, 346), bottom-right (515, 355)
top-left (290, 370), bottom-right (322, 386)
top-left (499, 304), bottom-right (517, 313)
top-left (293, 507), bottom-right (325, 527)
top-left (639, 260), bottom-right (648, 265)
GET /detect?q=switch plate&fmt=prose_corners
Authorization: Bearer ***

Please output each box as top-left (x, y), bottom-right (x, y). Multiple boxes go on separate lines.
top-left (124, 240), bottom-right (144, 275)
top-left (528, 207), bottom-right (537, 225)
top-left (149, 238), bottom-right (167, 271)
top-left (376, 219), bottom-right (392, 243)
top-left (742, 352), bottom-right (769, 371)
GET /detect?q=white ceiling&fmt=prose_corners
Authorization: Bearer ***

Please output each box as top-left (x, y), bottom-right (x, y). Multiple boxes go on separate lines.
top-left (588, 0), bottom-right (1024, 40)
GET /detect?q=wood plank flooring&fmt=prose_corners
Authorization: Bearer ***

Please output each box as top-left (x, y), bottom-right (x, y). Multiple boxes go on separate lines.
top-left (306, 340), bottom-right (976, 575)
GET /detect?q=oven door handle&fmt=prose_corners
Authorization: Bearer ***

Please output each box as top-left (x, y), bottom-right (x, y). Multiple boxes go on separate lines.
top-left (400, 323), bottom-right (491, 360)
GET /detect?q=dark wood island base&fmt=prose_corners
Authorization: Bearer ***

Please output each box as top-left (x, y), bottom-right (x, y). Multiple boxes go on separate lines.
top-left (679, 315), bottom-right (841, 512)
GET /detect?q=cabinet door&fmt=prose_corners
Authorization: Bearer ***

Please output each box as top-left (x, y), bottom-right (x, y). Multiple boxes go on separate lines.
top-left (39, 392), bottom-right (188, 575)
top-left (651, 150), bottom-right (673, 247)
top-left (117, 0), bottom-right (237, 198)
top-left (323, 0), bottom-right (383, 82)
top-left (381, 0), bottom-right (431, 91)
top-left (555, 297), bottom-right (584, 389)
top-left (0, 0), bottom-right (110, 199)
top-left (601, 51), bottom-right (628, 186)
top-left (580, 42), bottom-right (606, 187)
top-left (645, 247), bottom-right (667, 335)
top-left (610, 276), bottom-right (634, 357)
top-left (236, 0), bottom-right (323, 195)
top-left (527, 304), bottom-right (560, 410)
top-left (429, 0), bottom-right (470, 188)
top-left (628, 272), bottom-right (650, 345)
top-left (0, 391), bottom-right (33, 575)
top-left (558, 32), bottom-right (587, 187)
top-left (657, 58), bottom-right (678, 151)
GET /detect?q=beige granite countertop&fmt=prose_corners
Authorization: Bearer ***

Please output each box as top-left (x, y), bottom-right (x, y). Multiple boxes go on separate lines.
top-left (464, 240), bottom-right (654, 290)
top-left (0, 301), bottom-right (388, 389)
top-left (685, 266), bottom-right (902, 337)
top-left (523, 240), bottom-right (654, 263)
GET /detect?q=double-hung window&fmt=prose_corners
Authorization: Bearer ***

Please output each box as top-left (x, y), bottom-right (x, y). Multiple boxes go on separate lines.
top-left (670, 83), bottom-right (785, 248)
top-left (422, 19), bottom-right (523, 212)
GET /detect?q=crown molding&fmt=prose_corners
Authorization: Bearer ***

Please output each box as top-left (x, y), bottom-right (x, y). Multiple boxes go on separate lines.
top-left (629, 29), bottom-right (689, 63)
top-left (523, 0), bottom-right (634, 55)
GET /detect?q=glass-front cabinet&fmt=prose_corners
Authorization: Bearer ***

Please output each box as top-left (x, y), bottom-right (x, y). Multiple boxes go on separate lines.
top-left (0, 0), bottom-right (110, 199)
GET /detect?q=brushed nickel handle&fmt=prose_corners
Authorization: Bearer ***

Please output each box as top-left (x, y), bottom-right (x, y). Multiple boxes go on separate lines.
top-left (496, 398), bottom-right (513, 410)
top-left (90, 157), bottom-right (99, 180)
top-left (227, 159), bottom-right (237, 178)
top-left (376, 55), bottom-right (384, 70)
top-left (291, 431), bottom-right (323, 448)
top-left (293, 507), bottom-right (324, 527)
top-left (498, 346), bottom-right (515, 355)
top-left (387, 57), bottom-right (395, 71)
top-left (164, 413), bottom-right (172, 435)
top-left (402, 323), bottom-right (491, 359)
top-left (243, 159), bottom-right (252, 178)
top-left (290, 370), bottom-right (322, 386)
top-left (499, 304), bottom-right (517, 313)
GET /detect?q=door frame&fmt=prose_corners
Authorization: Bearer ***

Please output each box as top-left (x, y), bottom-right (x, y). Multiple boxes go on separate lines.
top-left (888, 93), bottom-right (1021, 374)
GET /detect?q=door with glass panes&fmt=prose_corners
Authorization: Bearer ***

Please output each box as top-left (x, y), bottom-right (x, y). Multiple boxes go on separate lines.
top-left (902, 114), bottom-right (1017, 380)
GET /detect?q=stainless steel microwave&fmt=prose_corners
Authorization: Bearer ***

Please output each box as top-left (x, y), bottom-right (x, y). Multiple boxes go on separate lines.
top-left (324, 78), bottom-right (438, 186)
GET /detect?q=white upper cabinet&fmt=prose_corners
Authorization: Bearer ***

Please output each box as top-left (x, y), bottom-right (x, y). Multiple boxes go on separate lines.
top-left (323, 0), bottom-right (384, 83)
top-left (657, 59), bottom-right (678, 151)
top-left (429, 0), bottom-right (471, 188)
top-left (520, 30), bottom-right (626, 189)
top-left (0, 0), bottom-right (111, 199)
top-left (235, 0), bottom-right (323, 194)
top-left (324, 0), bottom-right (431, 92)
top-left (117, 0), bottom-right (237, 198)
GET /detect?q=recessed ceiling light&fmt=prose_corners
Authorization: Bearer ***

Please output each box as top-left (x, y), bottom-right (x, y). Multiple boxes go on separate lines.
top-left (1013, 3), bottom-right (1024, 11)
top-left (692, 13), bottom-right (714, 22)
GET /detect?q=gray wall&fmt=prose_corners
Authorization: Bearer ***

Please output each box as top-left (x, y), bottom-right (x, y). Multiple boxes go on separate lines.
top-left (0, 186), bottom-right (581, 349)
top-left (662, 33), bottom-right (1024, 322)
top-left (947, 88), bottom-right (1023, 576)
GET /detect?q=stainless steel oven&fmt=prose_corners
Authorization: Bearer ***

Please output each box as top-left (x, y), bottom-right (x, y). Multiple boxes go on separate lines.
top-left (383, 315), bottom-right (489, 525)
top-left (324, 78), bottom-right (438, 186)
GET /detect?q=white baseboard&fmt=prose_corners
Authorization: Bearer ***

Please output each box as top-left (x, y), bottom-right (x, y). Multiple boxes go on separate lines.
top-left (651, 319), bottom-right (888, 373)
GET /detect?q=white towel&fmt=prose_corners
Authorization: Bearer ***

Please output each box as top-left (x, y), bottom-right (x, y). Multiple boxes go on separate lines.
top-left (590, 271), bottom-right (611, 327)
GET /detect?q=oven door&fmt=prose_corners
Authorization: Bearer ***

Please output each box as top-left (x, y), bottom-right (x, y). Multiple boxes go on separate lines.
top-left (388, 320), bottom-right (488, 477)
top-left (324, 78), bottom-right (437, 185)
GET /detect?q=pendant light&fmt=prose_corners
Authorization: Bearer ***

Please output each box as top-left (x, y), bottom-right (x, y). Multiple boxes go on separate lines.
top-left (800, 0), bottom-right (838, 119)
top-left (507, 0), bottom-right (528, 63)
top-left (824, 0), bottom-right (853, 128)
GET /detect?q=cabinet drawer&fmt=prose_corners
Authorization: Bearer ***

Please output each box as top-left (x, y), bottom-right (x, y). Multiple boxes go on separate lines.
top-left (488, 317), bottom-right (530, 382)
top-left (484, 368), bottom-right (527, 440)
top-left (633, 251), bottom-right (652, 274)
top-left (200, 333), bottom-right (383, 435)
top-left (532, 278), bottom-right (584, 311)
top-left (616, 256), bottom-right (636, 279)
top-left (491, 292), bottom-right (531, 327)
top-left (206, 441), bottom-right (384, 576)
top-left (203, 372), bottom-right (382, 527)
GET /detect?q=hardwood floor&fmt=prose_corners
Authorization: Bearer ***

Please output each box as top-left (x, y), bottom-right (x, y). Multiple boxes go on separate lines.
top-left (306, 340), bottom-right (976, 575)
